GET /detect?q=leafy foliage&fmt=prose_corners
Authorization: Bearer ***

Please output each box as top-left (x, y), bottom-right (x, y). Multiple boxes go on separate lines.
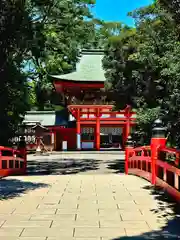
top-left (159, 0), bottom-right (180, 24)
top-left (25, 0), bottom-right (96, 110)
top-left (86, 19), bottom-right (123, 49)
top-left (4, 0), bottom-right (180, 149)
top-left (0, 0), bottom-right (32, 144)
top-left (0, 0), bottom-right (97, 144)
top-left (103, 2), bottom-right (180, 146)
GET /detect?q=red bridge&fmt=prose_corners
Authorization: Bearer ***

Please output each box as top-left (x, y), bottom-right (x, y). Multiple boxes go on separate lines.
top-left (0, 119), bottom-right (180, 239)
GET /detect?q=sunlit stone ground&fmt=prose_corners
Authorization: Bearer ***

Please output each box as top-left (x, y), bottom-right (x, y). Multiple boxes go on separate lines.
top-left (0, 152), bottom-right (180, 239)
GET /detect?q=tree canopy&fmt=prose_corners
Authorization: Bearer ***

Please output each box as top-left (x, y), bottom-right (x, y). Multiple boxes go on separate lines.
top-left (0, 0), bottom-right (97, 144)
top-left (0, 0), bottom-right (32, 144)
top-left (159, 0), bottom-right (180, 24)
top-left (2, 0), bottom-right (180, 147)
top-left (25, 0), bottom-right (96, 111)
top-left (103, 1), bottom-right (180, 146)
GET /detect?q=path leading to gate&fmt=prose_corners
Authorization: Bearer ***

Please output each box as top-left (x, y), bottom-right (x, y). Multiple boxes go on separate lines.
top-left (0, 152), bottom-right (180, 239)
top-left (27, 151), bottom-right (126, 175)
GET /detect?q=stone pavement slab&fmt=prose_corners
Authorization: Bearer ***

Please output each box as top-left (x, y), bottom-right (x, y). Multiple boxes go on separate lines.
top-left (0, 152), bottom-right (180, 239)
top-left (2, 220), bottom-right (52, 228)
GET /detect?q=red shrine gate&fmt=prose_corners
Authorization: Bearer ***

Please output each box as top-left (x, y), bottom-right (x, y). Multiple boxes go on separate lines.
top-left (51, 49), bottom-right (137, 151)
top-left (68, 105), bottom-right (136, 150)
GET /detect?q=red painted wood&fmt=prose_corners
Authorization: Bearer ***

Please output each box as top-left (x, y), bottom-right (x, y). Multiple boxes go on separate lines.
top-left (124, 105), bottom-right (131, 143)
top-left (160, 147), bottom-right (178, 154)
top-left (125, 146), bottom-right (133, 174)
top-left (77, 111), bottom-right (135, 115)
top-left (80, 121), bottom-right (136, 126)
top-left (159, 146), bottom-right (180, 167)
top-left (96, 108), bottom-right (100, 151)
top-left (54, 81), bottom-right (104, 93)
top-left (127, 142), bottom-right (180, 202)
top-left (78, 118), bottom-right (136, 122)
top-left (48, 126), bottom-right (66, 131)
top-left (156, 160), bottom-right (180, 175)
top-left (125, 119), bottom-right (130, 143)
top-left (0, 147), bottom-right (26, 177)
top-left (155, 178), bottom-right (180, 202)
top-left (69, 104), bottom-right (114, 109)
top-left (56, 128), bottom-right (76, 150)
top-left (77, 108), bottom-right (81, 135)
top-left (151, 138), bottom-right (166, 185)
top-left (48, 105), bottom-right (136, 150)
top-left (128, 168), bottom-right (152, 182)
top-left (68, 104), bottom-right (136, 113)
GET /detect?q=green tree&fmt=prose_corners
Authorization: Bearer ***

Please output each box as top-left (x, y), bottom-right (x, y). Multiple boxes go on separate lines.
top-left (103, 2), bottom-right (180, 146)
top-left (0, 0), bottom-right (32, 145)
top-left (159, 0), bottom-right (180, 24)
top-left (85, 19), bottom-right (124, 49)
top-left (25, 0), bottom-right (96, 110)
top-left (103, 26), bottom-right (138, 109)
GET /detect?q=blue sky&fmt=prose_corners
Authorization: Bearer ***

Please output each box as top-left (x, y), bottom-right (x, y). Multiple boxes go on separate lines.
top-left (91, 0), bottom-right (153, 26)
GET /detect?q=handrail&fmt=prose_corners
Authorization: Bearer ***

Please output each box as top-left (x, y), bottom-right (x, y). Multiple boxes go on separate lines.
top-left (126, 144), bottom-right (180, 201)
top-left (131, 146), bottom-right (151, 151)
top-left (159, 146), bottom-right (180, 154)
top-left (0, 146), bottom-right (27, 177)
top-left (158, 146), bottom-right (180, 167)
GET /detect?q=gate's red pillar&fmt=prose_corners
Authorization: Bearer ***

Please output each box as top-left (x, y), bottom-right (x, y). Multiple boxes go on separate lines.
top-left (96, 108), bottom-right (100, 151)
top-left (122, 117), bottom-right (130, 147)
top-left (126, 119), bottom-right (130, 142)
top-left (122, 126), bottom-right (126, 150)
top-left (124, 105), bottom-right (131, 145)
top-left (77, 108), bottom-right (81, 150)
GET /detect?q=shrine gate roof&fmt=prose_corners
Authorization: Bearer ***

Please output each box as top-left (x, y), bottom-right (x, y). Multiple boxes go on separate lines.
top-left (51, 49), bottom-right (106, 82)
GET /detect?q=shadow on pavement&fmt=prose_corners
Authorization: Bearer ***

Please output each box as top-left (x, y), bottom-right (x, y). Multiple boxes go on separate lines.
top-left (46, 151), bottom-right (125, 155)
top-left (112, 184), bottom-right (180, 239)
top-left (112, 218), bottom-right (180, 239)
top-left (27, 158), bottom-right (101, 175)
top-left (106, 159), bottom-right (125, 173)
top-left (0, 178), bottom-right (49, 200)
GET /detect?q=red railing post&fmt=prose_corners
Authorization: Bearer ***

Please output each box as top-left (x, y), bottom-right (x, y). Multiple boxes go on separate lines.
top-left (125, 136), bottom-right (134, 175)
top-left (151, 119), bottom-right (166, 185)
top-left (23, 148), bottom-right (27, 173)
top-left (175, 151), bottom-right (179, 167)
top-left (17, 137), bottom-right (27, 174)
top-left (0, 149), bottom-right (2, 170)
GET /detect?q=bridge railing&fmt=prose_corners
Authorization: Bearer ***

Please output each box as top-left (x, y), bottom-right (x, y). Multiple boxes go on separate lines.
top-left (0, 146), bottom-right (27, 177)
top-left (126, 119), bottom-right (180, 201)
top-left (127, 146), bottom-right (152, 182)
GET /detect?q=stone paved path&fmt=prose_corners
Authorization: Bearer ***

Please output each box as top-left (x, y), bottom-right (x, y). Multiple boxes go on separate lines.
top-left (0, 152), bottom-right (180, 239)
top-left (26, 151), bottom-right (125, 175)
